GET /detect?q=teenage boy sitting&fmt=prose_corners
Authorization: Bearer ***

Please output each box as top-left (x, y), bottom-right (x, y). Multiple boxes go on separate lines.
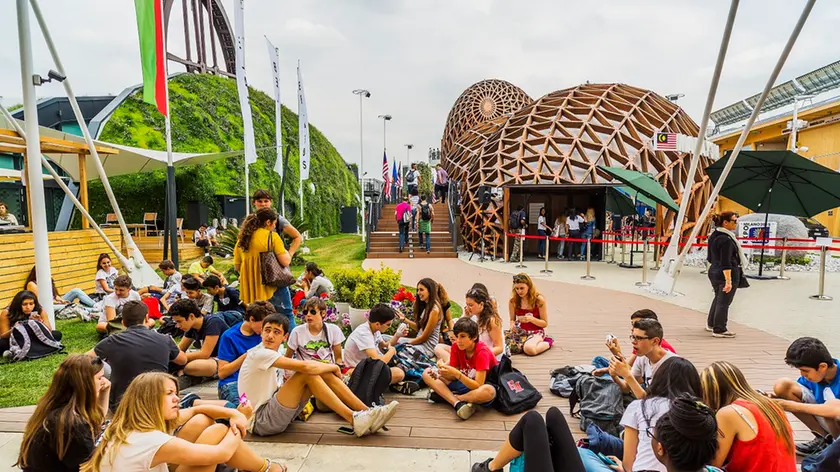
top-left (772, 337), bottom-right (840, 456)
top-left (608, 319), bottom-right (678, 399)
top-left (188, 255), bottom-right (227, 285)
top-left (237, 313), bottom-right (399, 437)
top-left (137, 260), bottom-right (182, 299)
top-left (170, 299), bottom-right (230, 377)
top-left (344, 303), bottom-right (419, 394)
top-left (422, 317), bottom-right (498, 420)
top-left (202, 275), bottom-right (245, 316)
top-left (89, 300), bottom-right (187, 411)
top-left (96, 275), bottom-right (151, 334)
top-left (598, 309), bottom-right (677, 376)
top-left (181, 276), bottom-right (214, 314)
top-left (285, 298), bottom-right (345, 365)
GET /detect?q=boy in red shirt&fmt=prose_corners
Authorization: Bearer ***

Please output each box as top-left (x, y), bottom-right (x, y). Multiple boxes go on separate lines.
top-left (422, 317), bottom-right (498, 420)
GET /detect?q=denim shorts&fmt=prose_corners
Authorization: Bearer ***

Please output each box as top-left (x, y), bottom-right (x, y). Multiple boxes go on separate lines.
top-left (448, 379), bottom-right (496, 407)
top-left (218, 381), bottom-right (239, 409)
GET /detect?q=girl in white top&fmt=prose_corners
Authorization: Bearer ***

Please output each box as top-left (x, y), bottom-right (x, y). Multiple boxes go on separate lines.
top-left (94, 254), bottom-right (119, 295)
top-left (82, 371), bottom-right (286, 472)
top-left (434, 287), bottom-right (504, 363)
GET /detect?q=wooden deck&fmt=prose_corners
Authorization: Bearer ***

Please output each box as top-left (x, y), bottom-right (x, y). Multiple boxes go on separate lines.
top-left (0, 258), bottom-right (814, 453)
top-left (130, 232), bottom-right (204, 265)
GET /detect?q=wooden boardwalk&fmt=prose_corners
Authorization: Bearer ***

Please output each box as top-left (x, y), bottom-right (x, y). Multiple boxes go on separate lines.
top-left (0, 258), bottom-right (812, 452)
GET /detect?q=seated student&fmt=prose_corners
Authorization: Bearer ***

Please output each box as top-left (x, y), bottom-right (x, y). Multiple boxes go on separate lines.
top-left (24, 266), bottom-right (96, 309)
top-left (180, 276), bottom-right (214, 314)
top-left (193, 223), bottom-right (212, 252)
top-left (598, 308), bottom-right (677, 377)
top-left (203, 275), bottom-right (245, 316)
top-left (394, 278), bottom-right (444, 359)
top-left (344, 303), bottom-right (418, 394)
top-left (188, 255), bottom-right (227, 285)
top-left (509, 273), bottom-right (552, 356)
top-left (296, 262), bottom-right (335, 299)
top-left (1, 290), bottom-right (62, 354)
top-left (16, 355), bottom-right (110, 472)
top-left (237, 313), bottom-right (399, 437)
top-left (435, 287), bottom-right (504, 363)
top-left (170, 299), bottom-right (230, 378)
top-left (93, 253), bottom-right (118, 297)
top-left (160, 277), bottom-right (188, 313)
top-left (206, 224), bottom-right (219, 247)
top-left (422, 317), bottom-right (498, 421)
top-left (608, 319), bottom-right (679, 400)
top-left (80, 372), bottom-right (287, 472)
top-left (472, 394), bottom-right (722, 472)
top-left (95, 275), bottom-right (150, 335)
top-left (772, 337), bottom-right (840, 457)
top-left (89, 301), bottom-right (187, 411)
top-left (285, 298), bottom-right (345, 364)
top-left (137, 260), bottom-right (182, 299)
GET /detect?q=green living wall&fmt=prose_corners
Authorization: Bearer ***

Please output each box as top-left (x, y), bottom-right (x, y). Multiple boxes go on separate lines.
top-left (88, 73), bottom-right (359, 236)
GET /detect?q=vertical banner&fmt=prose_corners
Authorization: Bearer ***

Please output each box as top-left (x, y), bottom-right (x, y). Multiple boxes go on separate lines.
top-left (234, 0), bottom-right (257, 165)
top-left (266, 37), bottom-right (283, 177)
top-left (297, 61), bottom-right (311, 180)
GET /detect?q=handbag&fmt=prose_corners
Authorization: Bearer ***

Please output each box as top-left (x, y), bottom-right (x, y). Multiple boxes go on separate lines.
top-left (260, 231), bottom-right (295, 288)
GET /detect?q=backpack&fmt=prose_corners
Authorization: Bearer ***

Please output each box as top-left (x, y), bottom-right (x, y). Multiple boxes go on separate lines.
top-left (216, 311), bottom-right (244, 329)
top-left (420, 203), bottom-right (431, 221)
top-left (401, 208), bottom-right (411, 224)
top-left (347, 358), bottom-right (392, 407)
top-left (393, 343), bottom-right (435, 385)
top-left (7, 320), bottom-right (64, 361)
top-left (569, 373), bottom-right (625, 436)
top-left (549, 365), bottom-right (590, 398)
top-left (157, 316), bottom-right (184, 338)
top-left (55, 303), bottom-right (93, 322)
top-left (489, 355), bottom-right (542, 415)
top-left (509, 211), bottom-right (523, 230)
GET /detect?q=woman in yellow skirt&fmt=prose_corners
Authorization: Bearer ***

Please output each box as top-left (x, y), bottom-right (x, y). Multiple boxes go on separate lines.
top-left (234, 208), bottom-right (291, 305)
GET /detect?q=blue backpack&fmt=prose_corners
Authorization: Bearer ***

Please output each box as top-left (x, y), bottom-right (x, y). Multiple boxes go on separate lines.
top-left (393, 344), bottom-right (434, 384)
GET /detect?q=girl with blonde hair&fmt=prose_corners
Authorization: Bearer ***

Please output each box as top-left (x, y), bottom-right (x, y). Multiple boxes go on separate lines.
top-left (82, 372), bottom-right (286, 472)
top-left (700, 361), bottom-right (796, 471)
top-left (508, 273), bottom-right (552, 356)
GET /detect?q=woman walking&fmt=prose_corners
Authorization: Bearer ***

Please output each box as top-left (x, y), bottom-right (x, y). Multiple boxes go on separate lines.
top-left (706, 212), bottom-right (748, 338)
top-left (580, 208), bottom-right (597, 259)
top-left (537, 208), bottom-right (551, 259)
top-left (552, 213), bottom-right (567, 260)
top-left (234, 208), bottom-right (292, 316)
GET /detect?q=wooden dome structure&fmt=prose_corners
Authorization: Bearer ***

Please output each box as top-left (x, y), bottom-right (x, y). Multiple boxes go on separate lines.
top-left (452, 83), bottom-right (713, 254)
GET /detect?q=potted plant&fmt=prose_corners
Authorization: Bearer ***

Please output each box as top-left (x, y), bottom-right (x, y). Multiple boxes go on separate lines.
top-left (331, 269), bottom-right (359, 315)
top-left (348, 282), bottom-right (376, 329)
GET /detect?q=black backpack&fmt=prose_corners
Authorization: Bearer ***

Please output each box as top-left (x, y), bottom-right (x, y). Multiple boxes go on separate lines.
top-left (549, 365), bottom-right (587, 398)
top-left (420, 203), bottom-right (432, 221)
top-left (393, 343), bottom-right (435, 385)
top-left (489, 355), bottom-right (541, 415)
top-left (509, 211), bottom-right (522, 230)
top-left (347, 358), bottom-right (391, 407)
top-left (569, 373), bottom-right (625, 436)
top-left (8, 320), bottom-right (64, 361)
top-left (157, 317), bottom-right (184, 338)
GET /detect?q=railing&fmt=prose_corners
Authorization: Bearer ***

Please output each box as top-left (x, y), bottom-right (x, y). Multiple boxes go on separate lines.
top-left (364, 195), bottom-right (384, 253)
top-left (447, 179), bottom-right (459, 252)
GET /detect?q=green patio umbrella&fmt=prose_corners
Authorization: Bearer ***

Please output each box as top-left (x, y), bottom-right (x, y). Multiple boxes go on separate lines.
top-left (606, 187), bottom-right (637, 216)
top-left (706, 149), bottom-right (840, 278)
top-left (599, 166), bottom-right (679, 212)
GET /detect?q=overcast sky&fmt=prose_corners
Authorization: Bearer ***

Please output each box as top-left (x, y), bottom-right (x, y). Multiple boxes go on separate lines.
top-left (1, 0), bottom-right (839, 177)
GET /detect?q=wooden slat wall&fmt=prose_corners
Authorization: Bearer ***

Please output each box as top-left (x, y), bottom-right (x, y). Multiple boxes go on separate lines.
top-left (0, 229), bottom-right (123, 306)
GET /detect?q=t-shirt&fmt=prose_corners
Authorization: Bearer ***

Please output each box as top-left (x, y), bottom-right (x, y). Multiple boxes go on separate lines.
top-left (409, 195), bottom-right (420, 208)
top-left (183, 314), bottom-right (229, 356)
top-left (188, 261), bottom-right (216, 279)
top-left (798, 359), bottom-right (840, 404)
top-left (306, 276), bottom-right (335, 298)
top-left (538, 215), bottom-right (547, 231)
top-left (238, 344), bottom-right (285, 431)
top-left (406, 169), bottom-right (418, 184)
top-left (94, 267), bottom-right (119, 294)
top-left (276, 214), bottom-right (290, 232)
top-left (98, 290), bottom-right (141, 324)
top-left (162, 271), bottom-right (182, 291)
top-left (343, 323), bottom-right (385, 368)
top-left (287, 323), bottom-right (345, 363)
top-left (450, 341), bottom-right (498, 380)
top-left (94, 325), bottom-right (181, 411)
top-left (22, 416), bottom-right (95, 472)
top-left (217, 322), bottom-right (263, 387)
top-left (567, 215), bottom-right (584, 231)
top-left (98, 430), bottom-right (172, 472)
top-left (193, 230), bottom-right (209, 242)
top-left (188, 293), bottom-right (214, 314)
top-left (620, 397), bottom-right (670, 471)
top-left (631, 350), bottom-right (678, 388)
top-left (396, 202), bottom-right (411, 221)
top-left (215, 286), bottom-right (244, 314)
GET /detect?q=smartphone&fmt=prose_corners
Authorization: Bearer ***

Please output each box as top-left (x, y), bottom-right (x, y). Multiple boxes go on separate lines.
top-left (337, 426), bottom-right (355, 436)
top-left (239, 392), bottom-right (249, 405)
top-left (606, 334), bottom-right (616, 343)
top-left (597, 452), bottom-right (617, 466)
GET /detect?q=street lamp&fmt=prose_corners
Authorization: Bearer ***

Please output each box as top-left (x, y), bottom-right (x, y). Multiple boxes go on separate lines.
top-left (790, 94), bottom-right (815, 154)
top-left (353, 89), bottom-right (370, 242)
top-left (666, 93), bottom-right (685, 102)
top-left (378, 114), bottom-right (392, 153)
top-left (403, 144), bottom-right (413, 200)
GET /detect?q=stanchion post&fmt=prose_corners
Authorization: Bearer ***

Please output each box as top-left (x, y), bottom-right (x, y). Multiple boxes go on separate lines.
top-left (651, 240), bottom-right (661, 270)
top-left (620, 237), bottom-right (627, 265)
top-left (810, 245), bottom-right (832, 301)
top-left (608, 233), bottom-right (616, 264)
top-left (778, 237), bottom-right (790, 280)
top-left (636, 239), bottom-right (651, 287)
top-left (541, 235), bottom-right (553, 274)
top-left (515, 233), bottom-right (526, 269)
top-left (504, 233), bottom-right (509, 263)
top-left (581, 237), bottom-right (595, 280)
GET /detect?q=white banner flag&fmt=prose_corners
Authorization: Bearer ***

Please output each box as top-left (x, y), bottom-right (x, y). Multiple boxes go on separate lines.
top-left (234, 0), bottom-right (257, 165)
top-left (297, 61), bottom-right (310, 181)
top-left (266, 37), bottom-right (283, 177)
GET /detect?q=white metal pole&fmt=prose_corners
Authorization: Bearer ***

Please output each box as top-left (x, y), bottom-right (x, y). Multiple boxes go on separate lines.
top-left (791, 98), bottom-right (799, 152)
top-left (359, 93), bottom-right (365, 241)
top-left (17, 0), bottom-right (54, 326)
top-left (245, 162), bottom-right (249, 215)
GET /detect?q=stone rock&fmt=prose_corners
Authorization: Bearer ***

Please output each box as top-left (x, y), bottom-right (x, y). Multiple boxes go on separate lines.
top-left (737, 213), bottom-right (810, 259)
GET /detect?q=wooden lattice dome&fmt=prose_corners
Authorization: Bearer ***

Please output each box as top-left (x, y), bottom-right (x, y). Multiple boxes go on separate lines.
top-left (459, 83), bottom-right (713, 254)
top-left (441, 79), bottom-right (532, 174)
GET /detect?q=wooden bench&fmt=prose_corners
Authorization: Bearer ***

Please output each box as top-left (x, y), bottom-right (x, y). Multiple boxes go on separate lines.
top-left (0, 228), bottom-right (123, 306)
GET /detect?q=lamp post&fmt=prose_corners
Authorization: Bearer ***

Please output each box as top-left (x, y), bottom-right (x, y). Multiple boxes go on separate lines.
top-left (353, 89), bottom-right (370, 241)
top-left (790, 94), bottom-right (814, 154)
top-left (404, 144), bottom-right (412, 199)
top-left (378, 114), bottom-right (392, 199)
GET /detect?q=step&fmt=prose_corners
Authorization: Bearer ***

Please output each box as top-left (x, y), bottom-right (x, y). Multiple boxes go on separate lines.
top-left (367, 251), bottom-right (457, 259)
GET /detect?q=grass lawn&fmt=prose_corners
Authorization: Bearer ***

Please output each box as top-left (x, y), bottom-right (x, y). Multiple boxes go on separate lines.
top-left (0, 234), bottom-right (458, 408)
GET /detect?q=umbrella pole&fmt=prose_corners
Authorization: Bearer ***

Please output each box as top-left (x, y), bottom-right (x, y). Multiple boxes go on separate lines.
top-left (758, 210), bottom-right (770, 277)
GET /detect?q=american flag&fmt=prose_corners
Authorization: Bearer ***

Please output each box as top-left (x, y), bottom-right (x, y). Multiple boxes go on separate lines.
top-left (654, 132), bottom-right (677, 150)
top-left (395, 160), bottom-right (402, 189)
top-left (382, 152), bottom-right (390, 200)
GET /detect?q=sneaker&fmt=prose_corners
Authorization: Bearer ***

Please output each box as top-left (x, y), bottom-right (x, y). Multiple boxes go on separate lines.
top-left (471, 458), bottom-right (500, 472)
top-left (352, 409), bottom-right (377, 437)
top-left (712, 331), bottom-right (737, 338)
top-left (705, 326), bottom-right (713, 332)
top-left (369, 400), bottom-right (399, 433)
top-left (428, 391), bottom-right (445, 404)
top-left (455, 401), bottom-right (475, 420)
top-left (1, 350), bottom-right (11, 361)
top-left (390, 380), bottom-right (420, 395)
top-left (178, 392), bottom-right (201, 409)
top-left (797, 432), bottom-right (832, 456)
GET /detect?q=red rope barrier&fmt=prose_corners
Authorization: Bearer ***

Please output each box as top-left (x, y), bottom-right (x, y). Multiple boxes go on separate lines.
top-left (505, 233), bottom-right (831, 251)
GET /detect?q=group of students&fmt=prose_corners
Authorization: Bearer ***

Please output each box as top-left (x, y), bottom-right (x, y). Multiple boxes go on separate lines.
top-left (509, 205), bottom-right (598, 261)
top-left (395, 193), bottom-right (436, 253)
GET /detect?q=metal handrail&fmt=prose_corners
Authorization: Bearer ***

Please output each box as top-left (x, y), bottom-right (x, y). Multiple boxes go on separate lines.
top-left (447, 179), bottom-right (459, 252)
top-left (364, 196), bottom-right (384, 253)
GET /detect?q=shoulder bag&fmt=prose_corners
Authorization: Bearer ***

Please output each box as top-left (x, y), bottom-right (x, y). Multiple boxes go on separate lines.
top-left (260, 231), bottom-right (296, 287)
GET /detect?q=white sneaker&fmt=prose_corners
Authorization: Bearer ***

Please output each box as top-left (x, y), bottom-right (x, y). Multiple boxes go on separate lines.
top-left (369, 401), bottom-right (399, 433)
top-left (352, 409), bottom-right (377, 437)
top-left (712, 331), bottom-right (737, 338)
top-left (705, 326), bottom-right (713, 332)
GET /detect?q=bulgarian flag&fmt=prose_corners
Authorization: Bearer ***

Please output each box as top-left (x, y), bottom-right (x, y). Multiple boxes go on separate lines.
top-left (133, 0), bottom-right (168, 116)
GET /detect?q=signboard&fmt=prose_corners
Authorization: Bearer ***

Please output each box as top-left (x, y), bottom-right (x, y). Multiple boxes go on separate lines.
top-left (528, 203), bottom-right (542, 225)
top-left (737, 221), bottom-right (778, 257)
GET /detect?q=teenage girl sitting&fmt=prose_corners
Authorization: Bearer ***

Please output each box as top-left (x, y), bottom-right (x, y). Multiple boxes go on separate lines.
top-left (509, 273), bottom-right (552, 356)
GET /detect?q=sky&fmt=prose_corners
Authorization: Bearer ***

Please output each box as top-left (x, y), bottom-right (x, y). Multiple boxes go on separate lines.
top-left (1, 0), bottom-right (839, 179)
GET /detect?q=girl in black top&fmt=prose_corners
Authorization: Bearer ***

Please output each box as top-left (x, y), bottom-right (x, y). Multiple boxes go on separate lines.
top-left (17, 354), bottom-right (110, 472)
top-left (705, 212), bottom-right (748, 338)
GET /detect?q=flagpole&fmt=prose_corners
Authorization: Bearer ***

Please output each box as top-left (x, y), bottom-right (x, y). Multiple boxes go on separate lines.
top-left (298, 61), bottom-right (303, 220)
top-left (161, 0), bottom-right (179, 266)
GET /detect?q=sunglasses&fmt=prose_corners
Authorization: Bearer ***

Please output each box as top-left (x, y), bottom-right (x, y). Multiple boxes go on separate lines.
top-left (513, 275), bottom-right (528, 282)
top-left (302, 309), bottom-right (321, 316)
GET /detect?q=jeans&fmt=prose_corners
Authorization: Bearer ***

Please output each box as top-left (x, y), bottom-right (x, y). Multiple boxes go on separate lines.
top-left (269, 286), bottom-right (297, 331)
top-left (581, 230), bottom-right (593, 258)
top-left (63, 288), bottom-right (95, 308)
top-left (537, 230), bottom-right (547, 257)
top-left (567, 230), bottom-right (581, 258)
top-left (508, 408), bottom-right (585, 472)
top-left (707, 270), bottom-right (738, 334)
top-left (556, 238), bottom-right (566, 258)
top-left (218, 381), bottom-right (240, 409)
top-left (419, 229), bottom-right (431, 252)
top-left (398, 221), bottom-right (410, 251)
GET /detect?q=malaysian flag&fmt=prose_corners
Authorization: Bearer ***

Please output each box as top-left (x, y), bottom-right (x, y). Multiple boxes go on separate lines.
top-left (654, 131), bottom-right (677, 150)
top-left (382, 152), bottom-right (390, 201)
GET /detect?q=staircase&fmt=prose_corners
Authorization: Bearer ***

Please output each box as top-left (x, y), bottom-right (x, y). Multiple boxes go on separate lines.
top-left (367, 203), bottom-right (458, 259)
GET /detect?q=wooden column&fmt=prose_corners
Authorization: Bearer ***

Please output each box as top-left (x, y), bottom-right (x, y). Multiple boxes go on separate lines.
top-left (503, 187), bottom-right (510, 262)
top-left (23, 152), bottom-right (32, 230)
top-left (78, 152), bottom-right (89, 229)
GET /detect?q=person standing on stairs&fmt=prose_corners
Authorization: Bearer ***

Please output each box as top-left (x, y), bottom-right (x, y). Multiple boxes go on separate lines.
top-left (396, 196), bottom-right (412, 253)
top-left (418, 195), bottom-right (435, 254)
